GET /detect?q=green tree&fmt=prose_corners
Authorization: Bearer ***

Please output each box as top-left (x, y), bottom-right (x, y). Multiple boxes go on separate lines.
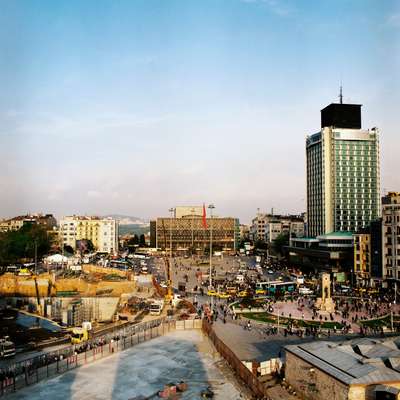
top-left (255, 240), bottom-right (268, 250)
top-left (0, 224), bottom-right (51, 267)
top-left (63, 245), bottom-right (74, 255)
top-left (139, 234), bottom-right (146, 246)
top-left (86, 240), bottom-right (95, 252)
top-left (272, 233), bottom-right (290, 256)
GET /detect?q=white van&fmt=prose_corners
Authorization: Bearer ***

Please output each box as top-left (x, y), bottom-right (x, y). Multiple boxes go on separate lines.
top-left (235, 274), bottom-right (245, 283)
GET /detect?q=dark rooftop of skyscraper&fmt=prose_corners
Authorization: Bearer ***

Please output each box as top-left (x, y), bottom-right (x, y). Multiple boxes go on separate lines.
top-left (321, 103), bottom-right (362, 129)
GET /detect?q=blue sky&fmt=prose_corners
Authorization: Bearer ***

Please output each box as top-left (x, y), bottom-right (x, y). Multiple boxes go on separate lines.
top-left (0, 0), bottom-right (399, 223)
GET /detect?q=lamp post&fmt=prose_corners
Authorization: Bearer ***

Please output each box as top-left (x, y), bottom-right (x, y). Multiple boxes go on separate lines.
top-left (191, 207), bottom-right (195, 257)
top-left (208, 204), bottom-right (215, 289)
top-left (169, 208), bottom-right (174, 259)
top-left (208, 204), bottom-right (215, 312)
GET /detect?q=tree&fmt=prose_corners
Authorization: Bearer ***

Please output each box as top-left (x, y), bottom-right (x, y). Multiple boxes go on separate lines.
top-left (254, 240), bottom-right (268, 250)
top-left (272, 233), bottom-right (290, 256)
top-left (139, 234), bottom-right (146, 246)
top-left (63, 245), bottom-right (74, 255)
top-left (0, 224), bottom-right (51, 266)
top-left (126, 235), bottom-right (139, 247)
top-left (86, 240), bottom-right (95, 252)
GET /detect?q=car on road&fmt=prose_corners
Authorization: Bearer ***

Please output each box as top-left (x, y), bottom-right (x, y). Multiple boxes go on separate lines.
top-left (255, 289), bottom-right (266, 295)
top-left (226, 287), bottom-right (237, 295)
top-left (218, 292), bottom-right (230, 299)
top-left (237, 290), bottom-right (249, 297)
top-left (207, 290), bottom-right (218, 297)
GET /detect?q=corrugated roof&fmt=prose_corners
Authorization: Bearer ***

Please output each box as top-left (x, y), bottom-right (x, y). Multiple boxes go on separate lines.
top-left (286, 337), bottom-right (400, 385)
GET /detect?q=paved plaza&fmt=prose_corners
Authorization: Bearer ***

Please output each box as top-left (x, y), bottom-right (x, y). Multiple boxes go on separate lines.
top-left (7, 330), bottom-right (248, 400)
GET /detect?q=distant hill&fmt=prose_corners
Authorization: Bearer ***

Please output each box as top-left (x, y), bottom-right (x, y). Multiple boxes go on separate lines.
top-left (118, 224), bottom-right (149, 236)
top-left (104, 214), bottom-right (148, 225)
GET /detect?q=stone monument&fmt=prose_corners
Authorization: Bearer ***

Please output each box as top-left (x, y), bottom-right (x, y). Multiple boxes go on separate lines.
top-left (315, 273), bottom-right (335, 313)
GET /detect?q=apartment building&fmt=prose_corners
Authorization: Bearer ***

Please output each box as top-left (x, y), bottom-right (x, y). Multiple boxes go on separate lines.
top-left (266, 217), bottom-right (305, 243)
top-left (60, 216), bottom-right (118, 254)
top-left (0, 214), bottom-right (57, 233)
top-left (382, 192), bottom-right (400, 282)
top-left (353, 230), bottom-right (371, 285)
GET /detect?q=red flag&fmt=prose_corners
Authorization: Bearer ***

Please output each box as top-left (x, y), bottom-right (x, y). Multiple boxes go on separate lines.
top-left (202, 204), bottom-right (207, 229)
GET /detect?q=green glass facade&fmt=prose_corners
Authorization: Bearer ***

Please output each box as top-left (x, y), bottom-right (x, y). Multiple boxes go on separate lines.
top-left (307, 128), bottom-right (380, 237)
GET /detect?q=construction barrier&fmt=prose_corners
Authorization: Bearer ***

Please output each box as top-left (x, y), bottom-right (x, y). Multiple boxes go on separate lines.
top-left (202, 318), bottom-right (267, 399)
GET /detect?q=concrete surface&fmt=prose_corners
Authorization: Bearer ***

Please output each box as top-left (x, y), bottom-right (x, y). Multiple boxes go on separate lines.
top-left (7, 330), bottom-right (248, 400)
top-left (213, 319), bottom-right (350, 363)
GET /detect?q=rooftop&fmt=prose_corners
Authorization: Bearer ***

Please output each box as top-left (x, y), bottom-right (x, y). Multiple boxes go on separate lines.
top-left (286, 336), bottom-right (400, 385)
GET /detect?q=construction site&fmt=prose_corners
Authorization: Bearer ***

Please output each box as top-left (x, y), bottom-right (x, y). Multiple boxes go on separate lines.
top-left (0, 254), bottom-right (195, 356)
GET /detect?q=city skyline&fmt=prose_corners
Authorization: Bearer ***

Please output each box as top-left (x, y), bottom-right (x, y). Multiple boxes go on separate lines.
top-left (1, 0), bottom-right (399, 224)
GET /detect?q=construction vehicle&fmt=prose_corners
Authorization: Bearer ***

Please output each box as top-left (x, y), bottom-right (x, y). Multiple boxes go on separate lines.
top-left (0, 337), bottom-right (15, 359)
top-left (18, 268), bottom-right (31, 276)
top-left (171, 294), bottom-right (182, 308)
top-left (149, 299), bottom-right (164, 316)
top-left (70, 322), bottom-right (92, 344)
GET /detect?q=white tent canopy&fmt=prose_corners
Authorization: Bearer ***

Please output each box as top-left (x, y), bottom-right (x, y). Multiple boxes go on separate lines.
top-left (45, 254), bottom-right (69, 264)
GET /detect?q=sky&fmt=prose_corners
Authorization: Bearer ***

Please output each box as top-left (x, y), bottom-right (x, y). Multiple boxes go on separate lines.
top-left (0, 0), bottom-right (399, 224)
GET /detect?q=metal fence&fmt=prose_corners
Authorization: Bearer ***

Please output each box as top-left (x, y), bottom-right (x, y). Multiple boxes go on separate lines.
top-left (0, 317), bottom-right (175, 396)
top-left (202, 319), bottom-right (267, 399)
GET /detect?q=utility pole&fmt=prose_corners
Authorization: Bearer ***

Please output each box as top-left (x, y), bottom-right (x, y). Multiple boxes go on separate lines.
top-left (169, 208), bottom-right (174, 259)
top-left (208, 204), bottom-right (215, 309)
top-left (277, 312), bottom-right (280, 334)
top-left (391, 310), bottom-right (394, 332)
top-left (34, 239), bottom-right (38, 275)
top-left (191, 207), bottom-right (195, 257)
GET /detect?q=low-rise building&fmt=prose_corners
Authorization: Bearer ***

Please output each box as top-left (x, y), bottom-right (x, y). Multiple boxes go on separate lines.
top-left (151, 206), bottom-right (239, 255)
top-left (250, 212), bottom-right (305, 243)
top-left (286, 231), bottom-right (353, 274)
top-left (0, 214), bottom-right (57, 232)
top-left (286, 337), bottom-right (400, 400)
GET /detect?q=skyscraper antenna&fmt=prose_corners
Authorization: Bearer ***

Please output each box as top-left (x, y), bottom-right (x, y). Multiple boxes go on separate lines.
top-left (339, 85), bottom-right (343, 104)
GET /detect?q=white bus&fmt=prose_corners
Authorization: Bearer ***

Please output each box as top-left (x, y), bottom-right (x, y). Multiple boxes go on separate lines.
top-left (291, 273), bottom-right (304, 285)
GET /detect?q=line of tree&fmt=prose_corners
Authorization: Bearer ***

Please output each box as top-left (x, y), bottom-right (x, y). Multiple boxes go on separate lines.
top-left (0, 224), bottom-right (52, 266)
top-left (126, 234), bottom-right (147, 248)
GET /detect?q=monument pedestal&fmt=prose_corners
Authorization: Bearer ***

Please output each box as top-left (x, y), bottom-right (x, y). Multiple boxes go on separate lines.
top-left (316, 272), bottom-right (335, 313)
top-left (315, 297), bottom-right (335, 313)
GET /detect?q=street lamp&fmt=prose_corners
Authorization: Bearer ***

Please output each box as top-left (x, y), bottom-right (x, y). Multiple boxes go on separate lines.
top-left (208, 204), bottom-right (215, 291)
top-left (191, 207), bottom-right (195, 257)
top-left (169, 208), bottom-right (174, 258)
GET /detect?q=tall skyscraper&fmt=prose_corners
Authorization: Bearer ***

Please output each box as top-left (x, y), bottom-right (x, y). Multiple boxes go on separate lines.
top-left (306, 100), bottom-right (380, 237)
